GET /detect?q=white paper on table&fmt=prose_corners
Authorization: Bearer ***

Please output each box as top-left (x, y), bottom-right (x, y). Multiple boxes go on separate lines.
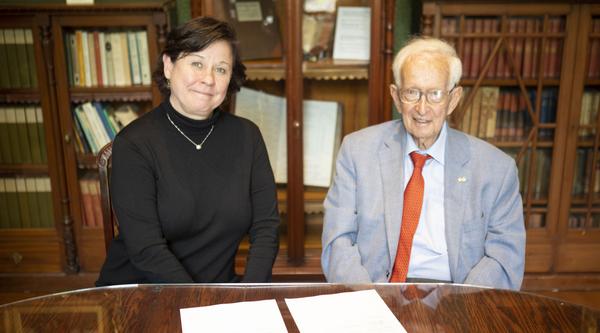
top-left (285, 289), bottom-right (407, 333)
top-left (180, 299), bottom-right (288, 333)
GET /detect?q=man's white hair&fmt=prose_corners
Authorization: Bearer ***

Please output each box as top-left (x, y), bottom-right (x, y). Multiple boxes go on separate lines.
top-left (392, 37), bottom-right (462, 90)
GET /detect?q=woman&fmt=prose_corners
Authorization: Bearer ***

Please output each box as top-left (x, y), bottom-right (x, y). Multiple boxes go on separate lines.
top-left (96, 17), bottom-right (280, 285)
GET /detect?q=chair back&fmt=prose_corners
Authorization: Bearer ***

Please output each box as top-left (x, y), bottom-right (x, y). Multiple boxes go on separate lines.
top-left (97, 141), bottom-right (118, 253)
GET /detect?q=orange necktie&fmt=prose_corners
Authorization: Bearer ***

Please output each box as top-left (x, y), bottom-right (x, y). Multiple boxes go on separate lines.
top-left (390, 151), bottom-right (431, 282)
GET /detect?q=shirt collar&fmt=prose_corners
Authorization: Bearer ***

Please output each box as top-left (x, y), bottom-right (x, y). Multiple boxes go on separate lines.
top-left (405, 122), bottom-right (447, 166)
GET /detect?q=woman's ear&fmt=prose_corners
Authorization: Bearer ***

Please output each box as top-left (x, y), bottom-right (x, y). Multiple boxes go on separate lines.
top-left (163, 54), bottom-right (173, 79)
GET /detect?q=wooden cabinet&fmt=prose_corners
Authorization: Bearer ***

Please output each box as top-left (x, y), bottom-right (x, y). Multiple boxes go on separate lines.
top-left (422, 1), bottom-right (600, 280)
top-left (50, 5), bottom-right (167, 272)
top-left (192, 0), bottom-right (396, 277)
top-left (0, 10), bottom-right (73, 273)
top-left (0, 4), bottom-right (169, 274)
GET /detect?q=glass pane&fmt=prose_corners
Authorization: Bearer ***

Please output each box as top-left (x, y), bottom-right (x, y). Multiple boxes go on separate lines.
top-left (587, 17), bottom-right (600, 80)
top-left (527, 210), bottom-right (546, 229)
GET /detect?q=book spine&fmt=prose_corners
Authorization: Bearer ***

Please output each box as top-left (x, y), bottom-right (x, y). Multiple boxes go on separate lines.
top-left (79, 178), bottom-right (96, 227)
top-left (15, 106), bottom-right (33, 164)
top-left (25, 177), bottom-right (41, 228)
top-left (75, 30), bottom-right (86, 87)
top-left (37, 177), bottom-right (54, 228)
top-left (6, 107), bottom-right (23, 163)
top-left (15, 177), bottom-right (32, 228)
top-left (0, 107), bottom-right (13, 163)
top-left (93, 31), bottom-right (103, 86)
top-left (14, 29), bottom-right (31, 88)
top-left (4, 178), bottom-right (21, 228)
top-left (119, 32), bottom-right (132, 86)
top-left (25, 106), bottom-right (43, 164)
top-left (111, 32), bottom-right (125, 87)
top-left (81, 31), bottom-right (92, 87)
top-left (74, 105), bottom-right (99, 153)
top-left (98, 32), bottom-right (108, 87)
top-left (0, 178), bottom-right (9, 228)
top-left (0, 29), bottom-right (9, 88)
top-left (24, 29), bottom-right (37, 88)
top-left (90, 179), bottom-right (103, 227)
top-left (35, 107), bottom-right (47, 163)
top-left (136, 31), bottom-right (152, 86)
top-left (105, 32), bottom-right (115, 86)
top-left (4, 29), bottom-right (22, 88)
top-left (87, 31), bottom-right (98, 87)
top-left (127, 31), bottom-right (142, 85)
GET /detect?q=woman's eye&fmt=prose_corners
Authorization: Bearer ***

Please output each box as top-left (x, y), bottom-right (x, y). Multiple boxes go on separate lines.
top-left (215, 67), bottom-right (228, 74)
top-left (192, 62), bottom-right (203, 68)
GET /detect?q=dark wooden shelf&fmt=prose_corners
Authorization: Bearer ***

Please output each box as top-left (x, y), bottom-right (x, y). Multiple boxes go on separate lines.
top-left (76, 153), bottom-right (97, 169)
top-left (0, 164), bottom-right (49, 175)
top-left (69, 86), bottom-right (153, 103)
top-left (243, 58), bottom-right (369, 81)
top-left (490, 140), bottom-right (554, 148)
top-left (460, 79), bottom-right (561, 86)
top-left (0, 89), bottom-right (41, 103)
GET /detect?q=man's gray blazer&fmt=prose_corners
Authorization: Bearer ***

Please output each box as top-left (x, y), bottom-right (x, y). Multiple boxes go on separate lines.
top-left (321, 120), bottom-right (525, 290)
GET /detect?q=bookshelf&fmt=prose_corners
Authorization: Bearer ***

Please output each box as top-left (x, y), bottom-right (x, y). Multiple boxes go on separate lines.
top-left (0, 12), bottom-right (70, 273)
top-left (422, 1), bottom-right (600, 280)
top-left (192, 0), bottom-right (396, 276)
top-left (50, 5), bottom-right (168, 272)
top-left (0, 4), bottom-right (169, 275)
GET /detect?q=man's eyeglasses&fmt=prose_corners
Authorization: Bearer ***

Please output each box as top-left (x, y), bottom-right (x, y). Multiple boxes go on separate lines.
top-left (399, 87), bottom-right (455, 105)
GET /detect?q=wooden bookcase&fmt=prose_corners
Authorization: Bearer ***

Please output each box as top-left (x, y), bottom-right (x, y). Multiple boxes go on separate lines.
top-left (422, 1), bottom-right (600, 282)
top-left (192, 0), bottom-right (396, 277)
top-left (0, 10), bottom-right (72, 274)
top-left (0, 4), bottom-right (169, 275)
top-left (50, 5), bottom-right (168, 272)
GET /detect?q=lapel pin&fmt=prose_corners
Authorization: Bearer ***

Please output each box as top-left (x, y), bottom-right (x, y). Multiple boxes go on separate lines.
top-left (457, 176), bottom-right (467, 183)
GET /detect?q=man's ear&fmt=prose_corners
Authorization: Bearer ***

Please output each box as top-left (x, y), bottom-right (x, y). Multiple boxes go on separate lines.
top-left (390, 84), bottom-right (401, 110)
top-left (446, 86), bottom-right (463, 116)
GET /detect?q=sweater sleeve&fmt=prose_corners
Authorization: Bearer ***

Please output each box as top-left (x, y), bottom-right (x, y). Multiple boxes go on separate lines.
top-left (110, 134), bottom-right (194, 283)
top-left (242, 128), bottom-right (280, 282)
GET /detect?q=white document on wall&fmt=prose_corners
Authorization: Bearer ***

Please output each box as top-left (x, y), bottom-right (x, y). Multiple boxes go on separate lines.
top-left (235, 87), bottom-right (341, 187)
top-left (180, 299), bottom-right (288, 333)
top-left (285, 289), bottom-right (407, 333)
top-left (303, 100), bottom-right (341, 187)
top-left (333, 6), bottom-right (371, 61)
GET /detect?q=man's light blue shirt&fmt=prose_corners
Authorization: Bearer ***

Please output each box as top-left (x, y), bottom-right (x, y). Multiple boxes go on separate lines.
top-left (403, 123), bottom-right (451, 281)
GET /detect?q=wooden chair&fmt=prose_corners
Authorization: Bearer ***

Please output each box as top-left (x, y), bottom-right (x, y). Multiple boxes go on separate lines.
top-left (97, 142), bottom-right (117, 254)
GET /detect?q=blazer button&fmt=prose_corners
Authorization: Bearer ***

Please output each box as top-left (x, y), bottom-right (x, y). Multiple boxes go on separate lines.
top-left (386, 270), bottom-right (390, 278)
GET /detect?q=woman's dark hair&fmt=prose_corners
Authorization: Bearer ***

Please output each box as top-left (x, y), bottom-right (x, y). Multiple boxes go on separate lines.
top-left (152, 16), bottom-right (246, 97)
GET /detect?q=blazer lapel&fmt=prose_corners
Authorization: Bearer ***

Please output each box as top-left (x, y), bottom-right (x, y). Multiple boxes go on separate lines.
top-left (380, 122), bottom-right (406, 266)
top-left (444, 128), bottom-right (471, 282)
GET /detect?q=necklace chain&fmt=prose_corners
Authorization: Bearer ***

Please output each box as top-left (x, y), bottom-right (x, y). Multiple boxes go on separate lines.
top-left (166, 113), bottom-right (214, 150)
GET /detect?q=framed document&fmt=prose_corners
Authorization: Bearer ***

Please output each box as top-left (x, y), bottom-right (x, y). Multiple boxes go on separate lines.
top-left (332, 6), bottom-right (371, 61)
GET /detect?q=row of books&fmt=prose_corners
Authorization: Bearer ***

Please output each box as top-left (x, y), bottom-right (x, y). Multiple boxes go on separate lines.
top-left (0, 105), bottom-right (47, 164)
top-left (64, 30), bottom-right (152, 88)
top-left (587, 19), bottom-right (600, 79)
top-left (79, 175), bottom-right (103, 228)
top-left (568, 214), bottom-right (600, 229)
top-left (0, 28), bottom-right (37, 89)
top-left (0, 177), bottom-right (54, 229)
top-left (442, 17), bottom-right (563, 79)
top-left (72, 102), bottom-right (139, 154)
top-left (579, 90), bottom-right (600, 139)
top-left (572, 148), bottom-right (600, 196)
top-left (235, 87), bottom-right (341, 187)
top-left (507, 148), bottom-right (552, 201)
top-left (457, 87), bottom-right (557, 141)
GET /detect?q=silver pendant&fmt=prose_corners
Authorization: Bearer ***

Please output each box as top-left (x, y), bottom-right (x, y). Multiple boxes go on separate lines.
top-left (196, 144), bottom-right (202, 150)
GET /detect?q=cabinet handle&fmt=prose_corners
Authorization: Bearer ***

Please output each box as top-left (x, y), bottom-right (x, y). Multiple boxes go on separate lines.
top-left (11, 252), bottom-right (23, 265)
top-left (64, 133), bottom-right (71, 144)
top-left (293, 121), bottom-right (300, 128)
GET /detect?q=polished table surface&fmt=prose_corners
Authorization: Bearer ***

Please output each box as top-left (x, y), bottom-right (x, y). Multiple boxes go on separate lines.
top-left (1, 283), bottom-right (599, 332)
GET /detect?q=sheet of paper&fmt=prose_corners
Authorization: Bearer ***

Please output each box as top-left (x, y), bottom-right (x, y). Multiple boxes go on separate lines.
top-left (333, 7), bottom-right (371, 60)
top-left (180, 299), bottom-right (287, 333)
top-left (285, 289), bottom-right (407, 333)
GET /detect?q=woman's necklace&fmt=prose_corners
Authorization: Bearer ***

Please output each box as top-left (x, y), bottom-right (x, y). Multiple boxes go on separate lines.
top-left (166, 112), bottom-right (214, 150)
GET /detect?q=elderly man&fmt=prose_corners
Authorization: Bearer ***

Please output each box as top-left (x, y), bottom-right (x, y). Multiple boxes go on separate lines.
top-left (321, 37), bottom-right (525, 290)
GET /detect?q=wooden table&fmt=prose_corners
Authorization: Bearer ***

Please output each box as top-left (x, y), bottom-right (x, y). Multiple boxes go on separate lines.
top-left (1, 283), bottom-right (599, 332)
